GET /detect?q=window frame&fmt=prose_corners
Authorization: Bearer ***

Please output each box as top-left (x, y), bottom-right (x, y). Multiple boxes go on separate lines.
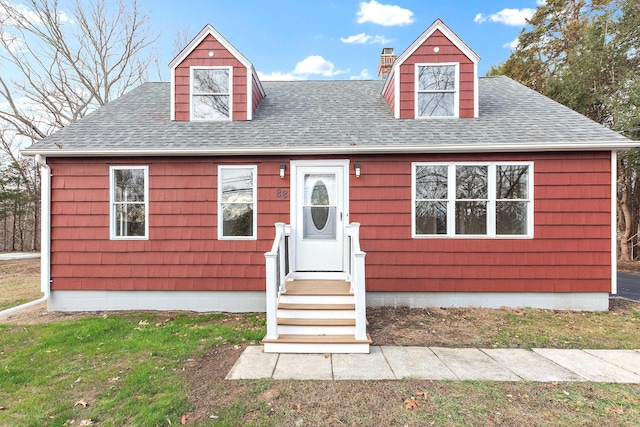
top-left (109, 165), bottom-right (149, 240)
top-left (412, 162), bottom-right (534, 238)
top-left (190, 66), bottom-right (233, 121)
top-left (218, 165), bottom-right (257, 240)
top-left (414, 62), bottom-right (459, 119)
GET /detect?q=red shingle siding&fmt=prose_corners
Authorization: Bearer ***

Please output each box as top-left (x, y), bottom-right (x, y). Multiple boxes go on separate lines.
top-left (349, 152), bottom-right (612, 293)
top-left (49, 152), bottom-right (611, 294)
top-left (48, 157), bottom-right (289, 292)
top-left (173, 34), bottom-right (248, 121)
top-left (383, 73), bottom-right (395, 113)
top-left (252, 75), bottom-right (264, 113)
top-left (398, 29), bottom-right (475, 119)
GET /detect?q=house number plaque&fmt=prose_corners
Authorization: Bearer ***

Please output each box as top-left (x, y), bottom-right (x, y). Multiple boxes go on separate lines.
top-left (276, 189), bottom-right (288, 199)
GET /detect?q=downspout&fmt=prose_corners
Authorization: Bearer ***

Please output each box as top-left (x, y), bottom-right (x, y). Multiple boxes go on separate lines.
top-left (0, 154), bottom-right (51, 317)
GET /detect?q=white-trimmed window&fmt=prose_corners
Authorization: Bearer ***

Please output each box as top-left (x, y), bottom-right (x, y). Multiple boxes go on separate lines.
top-left (413, 162), bottom-right (533, 237)
top-left (218, 165), bottom-right (257, 239)
top-left (191, 66), bottom-right (232, 120)
top-left (415, 63), bottom-right (458, 118)
top-left (110, 166), bottom-right (149, 239)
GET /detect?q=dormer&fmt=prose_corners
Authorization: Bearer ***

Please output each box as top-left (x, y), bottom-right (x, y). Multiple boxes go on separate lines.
top-left (169, 24), bottom-right (265, 121)
top-left (381, 19), bottom-right (480, 119)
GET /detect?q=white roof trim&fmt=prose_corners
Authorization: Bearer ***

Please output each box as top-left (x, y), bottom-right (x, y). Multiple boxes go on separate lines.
top-left (22, 141), bottom-right (638, 158)
top-left (169, 24), bottom-right (250, 70)
top-left (382, 19), bottom-right (480, 97)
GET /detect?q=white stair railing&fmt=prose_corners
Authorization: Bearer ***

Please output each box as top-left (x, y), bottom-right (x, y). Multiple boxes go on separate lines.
top-left (264, 222), bottom-right (290, 340)
top-left (346, 223), bottom-right (367, 341)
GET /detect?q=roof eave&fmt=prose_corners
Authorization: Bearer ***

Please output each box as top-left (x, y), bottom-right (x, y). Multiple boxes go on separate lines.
top-left (22, 142), bottom-right (638, 158)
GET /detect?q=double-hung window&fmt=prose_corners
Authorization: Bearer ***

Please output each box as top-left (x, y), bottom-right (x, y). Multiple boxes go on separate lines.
top-left (413, 162), bottom-right (532, 237)
top-left (110, 166), bottom-right (148, 239)
top-left (416, 63), bottom-right (458, 118)
top-left (218, 166), bottom-right (257, 239)
top-left (191, 66), bottom-right (231, 120)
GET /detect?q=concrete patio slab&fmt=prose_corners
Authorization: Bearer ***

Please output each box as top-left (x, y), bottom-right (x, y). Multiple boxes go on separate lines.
top-left (482, 349), bottom-right (582, 382)
top-left (273, 353), bottom-right (333, 380)
top-left (583, 350), bottom-right (640, 376)
top-left (381, 346), bottom-right (457, 380)
top-left (225, 346), bottom-right (278, 380)
top-left (431, 347), bottom-right (521, 381)
top-left (332, 346), bottom-right (395, 380)
top-left (533, 349), bottom-right (640, 383)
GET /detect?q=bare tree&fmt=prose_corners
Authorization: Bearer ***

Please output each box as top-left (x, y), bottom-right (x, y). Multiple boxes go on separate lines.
top-left (0, 0), bottom-right (157, 251)
top-left (0, 0), bottom-right (157, 141)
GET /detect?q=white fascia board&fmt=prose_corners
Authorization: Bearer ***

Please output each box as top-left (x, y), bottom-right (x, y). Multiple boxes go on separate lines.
top-left (21, 141), bottom-right (640, 158)
top-left (473, 62), bottom-right (479, 118)
top-left (393, 72), bottom-right (400, 118)
top-left (170, 67), bottom-right (176, 120)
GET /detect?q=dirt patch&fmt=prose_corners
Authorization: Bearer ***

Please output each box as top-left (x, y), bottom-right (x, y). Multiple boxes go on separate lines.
top-left (181, 343), bottom-right (252, 421)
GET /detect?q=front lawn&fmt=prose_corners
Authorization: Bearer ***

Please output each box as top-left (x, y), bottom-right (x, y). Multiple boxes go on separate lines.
top-left (0, 312), bottom-right (264, 426)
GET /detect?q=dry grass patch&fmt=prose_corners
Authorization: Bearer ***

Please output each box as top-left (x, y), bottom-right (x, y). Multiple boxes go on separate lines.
top-left (368, 298), bottom-right (640, 349)
top-left (0, 258), bottom-right (41, 311)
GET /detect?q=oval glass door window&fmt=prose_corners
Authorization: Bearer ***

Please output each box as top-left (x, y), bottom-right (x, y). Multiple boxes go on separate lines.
top-left (311, 181), bottom-right (329, 231)
top-left (303, 174), bottom-right (336, 239)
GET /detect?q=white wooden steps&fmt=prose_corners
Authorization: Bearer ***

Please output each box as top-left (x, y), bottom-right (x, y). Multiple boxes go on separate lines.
top-left (261, 280), bottom-right (371, 353)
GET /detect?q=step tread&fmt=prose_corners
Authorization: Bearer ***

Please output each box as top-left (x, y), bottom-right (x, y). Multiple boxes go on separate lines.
top-left (262, 333), bottom-right (372, 344)
top-left (278, 318), bottom-right (356, 326)
top-left (285, 280), bottom-right (352, 296)
top-left (278, 303), bottom-right (355, 310)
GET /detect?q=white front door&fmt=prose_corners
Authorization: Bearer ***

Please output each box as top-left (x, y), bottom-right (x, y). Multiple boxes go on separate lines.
top-left (292, 161), bottom-right (348, 272)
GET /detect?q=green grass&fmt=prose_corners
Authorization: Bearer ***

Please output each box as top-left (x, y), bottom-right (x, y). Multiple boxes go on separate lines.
top-left (0, 313), bottom-right (265, 426)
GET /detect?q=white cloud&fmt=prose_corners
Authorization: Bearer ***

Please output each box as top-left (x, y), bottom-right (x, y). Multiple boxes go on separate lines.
top-left (350, 69), bottom-right (372, 80)
top-left (293, 55), bottom-right (348, 77)
top-left (341, 33), bottom-right (370, 44)
top-left (0, 2), bottom-right (41, 26)
top-left (259, 55), bottom-right (349, 81)
top-left (474, 8), bottom-right (536, 26)
top-left (503, 37), bottom-right (519, 50)
top-left (537, 0), bottom-right (546, 5)
top-left (340, 32), bottom-right (392, 45)
top-left (356, 0), bottom-right (414, 27)
top-left (0, 2), bottom-right (74, 26)
top-left (0, 30), bottom-right (24, 52)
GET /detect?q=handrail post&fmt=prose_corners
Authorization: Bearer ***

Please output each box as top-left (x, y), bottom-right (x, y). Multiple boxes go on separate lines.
top-left (264, 251), bottom-right (278, 340)
top-left (353, 252), bottom-right (367, 340)
top-left (347, 222), bottom-right (368, 341)
top-left (264, 222), bottom-right (286, 341)
top-left (276, 223), bottom-right (287, 293)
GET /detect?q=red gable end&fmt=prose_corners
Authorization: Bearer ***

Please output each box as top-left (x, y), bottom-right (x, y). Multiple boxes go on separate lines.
top-left (382, 19), bottom-right (479, 119)
top-left (170, 25), bottom-right (265, 121)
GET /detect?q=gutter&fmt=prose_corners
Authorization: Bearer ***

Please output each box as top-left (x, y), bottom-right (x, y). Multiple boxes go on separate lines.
top-left (0, 154), bottom-right (51, 317)
top-left (20, 141), bottom-right (640, 158)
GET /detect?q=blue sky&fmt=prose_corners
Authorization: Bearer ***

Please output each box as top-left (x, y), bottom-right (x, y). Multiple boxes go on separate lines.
top-left (147, 0), bottom-right (545, 81)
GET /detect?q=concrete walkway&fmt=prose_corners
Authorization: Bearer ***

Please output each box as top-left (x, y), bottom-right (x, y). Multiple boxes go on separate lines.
top-left (226, 346), bottom-right (640, 382)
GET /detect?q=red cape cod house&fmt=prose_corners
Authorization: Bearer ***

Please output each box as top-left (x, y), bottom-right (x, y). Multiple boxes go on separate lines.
top-left (23, 20), bottom-right (637, 353)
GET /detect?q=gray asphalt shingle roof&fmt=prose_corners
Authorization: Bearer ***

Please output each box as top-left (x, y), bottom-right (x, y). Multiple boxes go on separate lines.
top-left (23, 76), bottom-right (635, 156)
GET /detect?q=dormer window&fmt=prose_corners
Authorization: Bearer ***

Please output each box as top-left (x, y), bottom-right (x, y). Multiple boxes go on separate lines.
top-left (416, 63), bottom-right (458, 118)
top-left (191, 66), bottom-right (232, 120)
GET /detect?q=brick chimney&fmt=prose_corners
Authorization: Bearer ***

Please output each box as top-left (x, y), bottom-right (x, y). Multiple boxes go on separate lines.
top-left (378, 47), bottom-right (396, 80)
